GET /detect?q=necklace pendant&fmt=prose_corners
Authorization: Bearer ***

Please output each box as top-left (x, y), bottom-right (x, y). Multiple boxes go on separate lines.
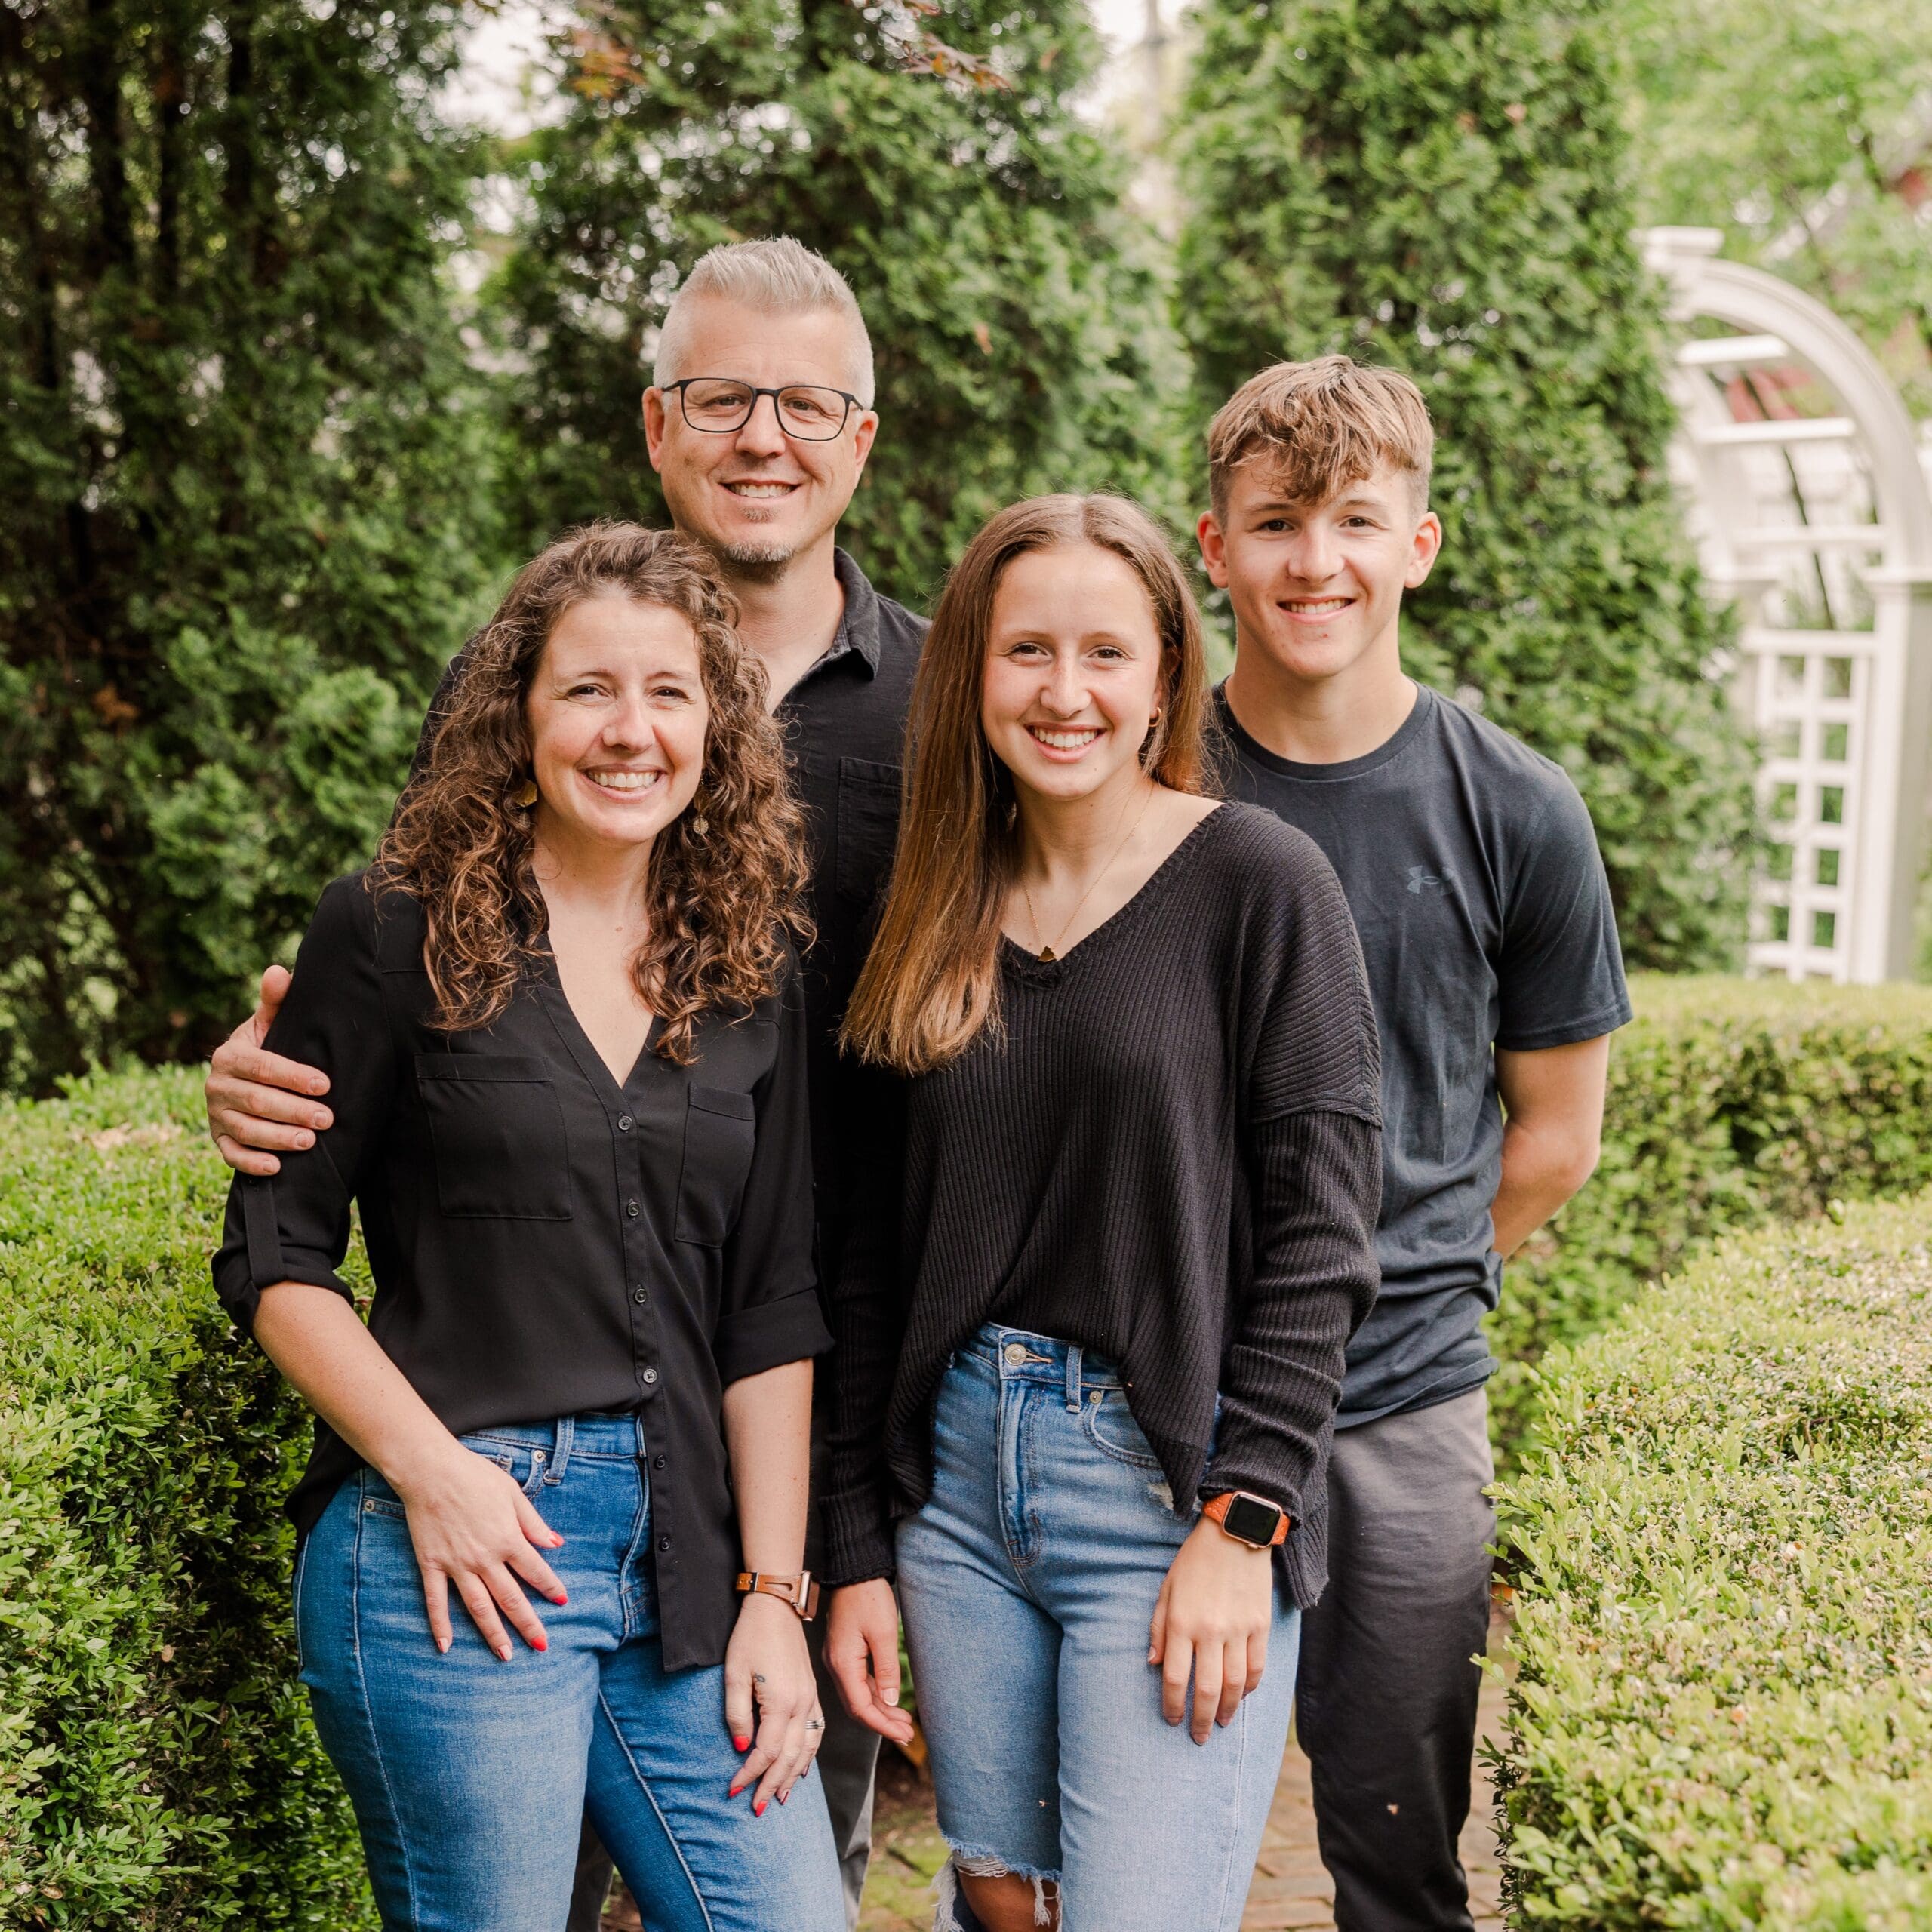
top-left (1038, 946), bottom-right (1057, 963)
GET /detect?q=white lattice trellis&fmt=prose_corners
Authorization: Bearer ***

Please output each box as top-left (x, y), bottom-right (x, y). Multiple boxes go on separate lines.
top-left (1642, 227), bottom-right (1932, 982)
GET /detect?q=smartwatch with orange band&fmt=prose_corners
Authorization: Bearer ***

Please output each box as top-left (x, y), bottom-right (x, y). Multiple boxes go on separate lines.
top-left (1201, 1490), bottom-right (1291, 1549)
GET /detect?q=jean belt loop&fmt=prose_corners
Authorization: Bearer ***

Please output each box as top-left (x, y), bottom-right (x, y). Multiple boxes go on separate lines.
top-left (1065, 1344), bottom-right (1083, 1413)
top-left (547, 1414), bottom-right (574, 1486)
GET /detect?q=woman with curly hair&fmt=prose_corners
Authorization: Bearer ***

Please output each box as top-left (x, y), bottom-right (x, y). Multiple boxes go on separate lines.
top-left (212, 522), bottom-right (844, 1932)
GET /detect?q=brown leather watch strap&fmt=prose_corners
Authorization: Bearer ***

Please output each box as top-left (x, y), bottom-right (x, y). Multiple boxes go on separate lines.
top-left (1201, 1491), bottom-right (1291, 1549)
top-left (734, 1570), bottom-right (821, 1623)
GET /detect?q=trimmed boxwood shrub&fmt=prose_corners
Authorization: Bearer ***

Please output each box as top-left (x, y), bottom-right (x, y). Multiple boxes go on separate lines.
top-left (1494, 975), bottom-right (1932, 1460)
top-left (1494, 1192), bottom-right (1932, 1925)
top-left (5, 976), bottom-right (1931, 1918)
top-left (0, 1066), bottom-right (372, 1930)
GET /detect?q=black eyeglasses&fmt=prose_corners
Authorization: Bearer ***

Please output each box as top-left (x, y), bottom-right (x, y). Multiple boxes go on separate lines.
top-left (663, 377), bottom-right (865, 442)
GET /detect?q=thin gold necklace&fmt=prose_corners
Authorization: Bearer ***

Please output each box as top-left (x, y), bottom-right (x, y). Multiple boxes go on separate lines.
top-left (1020, 786), bottom-right (1157, 963)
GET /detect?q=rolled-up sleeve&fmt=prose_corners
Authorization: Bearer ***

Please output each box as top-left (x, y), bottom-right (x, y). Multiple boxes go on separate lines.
top-left (712, 958), bottom-right (830, 1386)
top-left (211, 874), bottom-right (398, 1336)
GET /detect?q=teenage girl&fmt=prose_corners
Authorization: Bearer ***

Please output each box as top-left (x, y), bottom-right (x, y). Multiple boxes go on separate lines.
top-left (820, 495), bottom-right (1383, 1932)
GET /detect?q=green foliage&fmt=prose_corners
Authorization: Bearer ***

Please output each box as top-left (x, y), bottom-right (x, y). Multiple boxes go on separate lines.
top-left (1618, 0), bottom-right (1932, 418)
top-left (0, 1067), bottom-right (373, 1929)
top-left (489, 0), bottom-right (1186, 611)
top-left (1494, 975), bottom-right (1932, 1460)
top-left (1494, 1192), bottom-right (1932, 1925)
top-left (0, 0), bottom-right (506, 1092)
top-left (1173, 0), bottom-right (1758, 971)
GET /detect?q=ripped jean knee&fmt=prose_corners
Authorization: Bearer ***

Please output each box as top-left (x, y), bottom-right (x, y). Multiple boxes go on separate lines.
top-left (934, 1848), bottom-right (1061, 1930)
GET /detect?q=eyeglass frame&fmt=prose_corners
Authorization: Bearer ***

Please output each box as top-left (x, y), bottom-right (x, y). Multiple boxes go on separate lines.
top-left (660, 377), bottom-right (869, 442)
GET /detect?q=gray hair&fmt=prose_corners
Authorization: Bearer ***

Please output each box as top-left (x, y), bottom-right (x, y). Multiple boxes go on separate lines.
top-left (652, 238), bottom-right (875, 408)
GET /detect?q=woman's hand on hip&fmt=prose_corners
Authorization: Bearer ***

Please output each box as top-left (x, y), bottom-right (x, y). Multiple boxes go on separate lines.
top-left (1149, 1513), bottom-right (1275, 1745)
top-left (389, 1443), bottom-right (568, 1660)
top-left (725, 1593), bottom-right (823, 1813)
top-left (824, 1580), bottom-right (916, 1747)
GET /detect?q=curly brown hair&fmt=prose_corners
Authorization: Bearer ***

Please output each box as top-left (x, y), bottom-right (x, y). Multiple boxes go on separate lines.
top-left (376, 521), bottom-right (811, 1063)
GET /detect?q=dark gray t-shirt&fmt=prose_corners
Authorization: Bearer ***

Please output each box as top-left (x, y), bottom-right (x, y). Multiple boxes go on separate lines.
top-left (1217, 684), bottom-right (1632, 1426)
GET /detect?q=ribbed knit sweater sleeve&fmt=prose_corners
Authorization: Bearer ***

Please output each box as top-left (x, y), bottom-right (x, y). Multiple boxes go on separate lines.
top-left (1206, 848), bottom-right (1383, 1523)
top-left (821, 1060), bottom-right (908, 1584)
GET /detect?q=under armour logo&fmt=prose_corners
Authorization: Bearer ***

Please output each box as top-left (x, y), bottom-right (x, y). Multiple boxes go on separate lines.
top-left (1407, 866), bottom-right (1447, 895)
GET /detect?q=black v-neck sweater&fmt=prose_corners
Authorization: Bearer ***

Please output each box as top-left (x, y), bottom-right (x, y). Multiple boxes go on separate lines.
top-left (823, 802), bottom-right (1383, 1607)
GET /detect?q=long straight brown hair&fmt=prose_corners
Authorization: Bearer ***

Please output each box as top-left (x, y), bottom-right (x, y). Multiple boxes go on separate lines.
top-left (842, 494), bottom-right (1214, 1075)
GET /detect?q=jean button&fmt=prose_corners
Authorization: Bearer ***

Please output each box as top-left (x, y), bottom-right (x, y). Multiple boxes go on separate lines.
top-left (1004, 1341), bottom-right (1029, 1367)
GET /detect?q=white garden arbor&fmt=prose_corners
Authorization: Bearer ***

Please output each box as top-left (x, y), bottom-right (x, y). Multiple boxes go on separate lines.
top-left (1643, 227), bottom-right (1932, 982)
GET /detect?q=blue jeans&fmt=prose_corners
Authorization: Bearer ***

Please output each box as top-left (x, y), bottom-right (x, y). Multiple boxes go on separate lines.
top-left (296, 1413), bottom-right (843, 1932)
top-left (897, 1326), bottom-right (1300, 1932)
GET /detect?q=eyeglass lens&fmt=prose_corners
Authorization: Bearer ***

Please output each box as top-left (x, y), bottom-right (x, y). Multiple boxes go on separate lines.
top-left (678, 380), bottom-right (851, 440)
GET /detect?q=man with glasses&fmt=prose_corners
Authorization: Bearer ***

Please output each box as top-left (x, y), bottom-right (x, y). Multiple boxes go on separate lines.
top-left (202, 237), bottom-right (924, 1931)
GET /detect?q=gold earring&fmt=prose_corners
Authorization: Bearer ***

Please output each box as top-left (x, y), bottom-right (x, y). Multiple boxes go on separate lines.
top-left (511, 777), bottom-right (539, 808)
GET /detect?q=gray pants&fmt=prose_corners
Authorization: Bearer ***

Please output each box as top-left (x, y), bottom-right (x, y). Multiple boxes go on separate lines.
top-left (1297, 1387), bottom-right (1495, 1932)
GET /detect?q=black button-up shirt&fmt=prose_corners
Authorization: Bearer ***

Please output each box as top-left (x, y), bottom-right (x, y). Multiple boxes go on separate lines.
top-left (419, 549), bottom-right (927, 1281)
top-left (211, 879), bottom-right (828, 1671)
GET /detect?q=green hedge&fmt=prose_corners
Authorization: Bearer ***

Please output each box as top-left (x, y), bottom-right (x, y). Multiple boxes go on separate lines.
top-left (1491, 975), bottom-right (1932, 1460)
top-left (1494, 1192), bottom-right (1932, 1925)
top-left (0, 1068), bottom-right (373, 1930)
top-left (5, 978), bottom-right (1932, 1919)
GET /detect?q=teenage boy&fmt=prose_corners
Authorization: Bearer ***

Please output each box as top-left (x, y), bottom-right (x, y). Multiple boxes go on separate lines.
top-left (202, 237), bottom-right (921, 1932)
top-left (1198, 356), bottom-right (1629, 1932)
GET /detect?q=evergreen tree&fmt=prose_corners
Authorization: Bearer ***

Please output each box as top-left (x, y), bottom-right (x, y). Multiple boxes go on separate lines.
top-left (0, 0), bottom-right (503, 1088)
top-left (491, 0), bottom-right (1182, 611)
top-left (1175, 0), bottom-right (1757, 971)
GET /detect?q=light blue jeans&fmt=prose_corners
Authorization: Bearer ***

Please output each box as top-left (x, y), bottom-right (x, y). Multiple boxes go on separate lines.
top-left (296, 1413), bottom-right (843, 1932)
top-left (897, 1326), bottom-right (1300, 1932)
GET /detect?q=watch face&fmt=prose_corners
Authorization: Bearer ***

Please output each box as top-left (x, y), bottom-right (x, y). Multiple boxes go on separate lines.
top-left (1223, 1494), bottom-right (1281, 1546)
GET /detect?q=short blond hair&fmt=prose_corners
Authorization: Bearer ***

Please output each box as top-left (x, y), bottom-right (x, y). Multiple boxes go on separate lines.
top-left (654, 237), bottom-right (874, 405)
top-left (1207, 356), bottom-right (1433, 519)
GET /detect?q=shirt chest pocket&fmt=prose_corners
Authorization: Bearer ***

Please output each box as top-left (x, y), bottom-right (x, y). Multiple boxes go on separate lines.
top-left (835, 758), bottom-right (902, 903)
top-left (676, 1086), bottom-right (756, 1247)
top-left (417, 1056), bottom-right (574, 1221)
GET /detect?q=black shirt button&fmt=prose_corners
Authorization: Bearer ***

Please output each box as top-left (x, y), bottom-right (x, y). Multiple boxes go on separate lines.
top-left (632, 1287), bottom-right (648, 1305)
top-left (658, 1534), bottom-right (672, 1552)
top-left (641, 1367), bottom-right (659, 1385)
top-left (625, 1198), bottom-right (640, 1217)
top-left (652, 1454), bottom-right (666, 1470)
top-left (617, 1114), bottom-right (633, 1132)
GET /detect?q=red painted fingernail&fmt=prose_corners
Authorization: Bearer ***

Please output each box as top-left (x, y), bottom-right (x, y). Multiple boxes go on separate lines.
top-left (735, 1736), bottom-right (751, 1751)
top-left (552, 1592), bottom-right (568, 1605)
top-left (532, 1637), bottom-right (547, 1653)
top-left (754, 1800), bottom-right (766, 1817)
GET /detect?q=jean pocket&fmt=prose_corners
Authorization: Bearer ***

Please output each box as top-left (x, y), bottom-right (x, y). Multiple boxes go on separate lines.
top-left (1080, 1387), bottom-right (1164, 1469)
top-left (459, 1432), bottom-right (552, 1498)
top-left (358, 1466), bottom-right (409, 1523)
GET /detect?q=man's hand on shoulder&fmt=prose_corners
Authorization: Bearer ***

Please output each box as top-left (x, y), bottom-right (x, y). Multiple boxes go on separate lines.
top-left (206, 965), bottom-right (334, 1177)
